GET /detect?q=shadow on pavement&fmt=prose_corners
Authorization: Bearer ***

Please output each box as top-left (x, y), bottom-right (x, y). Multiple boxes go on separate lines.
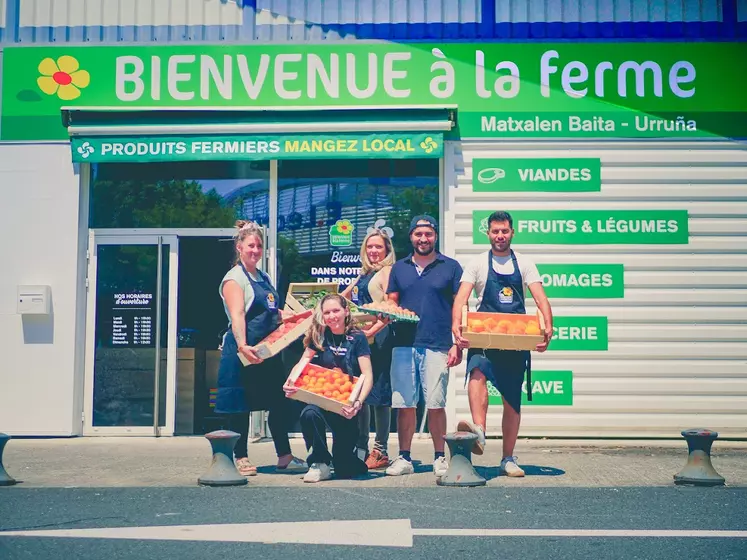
top-left (522, 465), bottom-right (566, 477)
top-left (255, 465), bottom-right (389, 481)
top-left (475, 464), bottom-right (566, 481)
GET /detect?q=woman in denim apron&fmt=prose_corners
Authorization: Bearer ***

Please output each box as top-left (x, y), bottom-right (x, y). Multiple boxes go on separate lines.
top-left (341, 229), bottom-right (395, 470)
top-left (215, 221), bottom-right (306, 476)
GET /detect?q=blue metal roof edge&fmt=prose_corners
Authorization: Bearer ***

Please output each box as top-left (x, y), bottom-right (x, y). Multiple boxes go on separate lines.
top-left (4, 21), bottom-right (746, 45)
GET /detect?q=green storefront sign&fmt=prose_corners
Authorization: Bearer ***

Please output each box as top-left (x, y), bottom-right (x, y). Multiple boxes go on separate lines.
top-left (473, 158), bottom-right (601, 192)
top-left (550, 317), bottom-right (608, 351)
top-left (1, 43), bottom-right (746, 141)
top-left (533, 264), bottom-right (625, 298)
top-left (488, 371), bottom-right (573, 406)
top-left (474, 210), bottom-right (689, 244)
top-left (70, 132), bottom-right (443, 162)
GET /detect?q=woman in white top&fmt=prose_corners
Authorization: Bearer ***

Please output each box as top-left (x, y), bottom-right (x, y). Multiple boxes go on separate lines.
top-left (215, 221), bottom-right (306, 477)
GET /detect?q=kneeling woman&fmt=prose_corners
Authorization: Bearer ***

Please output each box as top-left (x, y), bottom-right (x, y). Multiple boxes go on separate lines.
top-left (284, 295), bottom-right (373, 483)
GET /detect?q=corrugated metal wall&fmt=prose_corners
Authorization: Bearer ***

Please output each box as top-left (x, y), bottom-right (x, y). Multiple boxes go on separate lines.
top-left (1, 0), bottom-right (743, 43)
top-left (445, 140), bottom-right (747, 438)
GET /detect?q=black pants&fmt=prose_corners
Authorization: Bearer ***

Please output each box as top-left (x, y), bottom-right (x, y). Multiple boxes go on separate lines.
top-left (225, 397), bottom-right (296, 460)
top-left (300, 404), bottom-right (368, 479)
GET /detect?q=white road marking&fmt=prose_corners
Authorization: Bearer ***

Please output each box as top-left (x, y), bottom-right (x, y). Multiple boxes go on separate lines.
top-left (412, 529), bottom-right (747, 539)
top-left (1, 521), bottom-right (745, 548)
top-left (0, 519), bottom-right (413, 547)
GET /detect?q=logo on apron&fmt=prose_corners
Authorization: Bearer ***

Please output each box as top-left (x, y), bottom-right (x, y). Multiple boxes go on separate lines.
top-left (498, 286), bottom-right (514, 304)
top-left (351, 286), bottom-right (359, 303)
top-left (266, 293), bottom-right (277, 310)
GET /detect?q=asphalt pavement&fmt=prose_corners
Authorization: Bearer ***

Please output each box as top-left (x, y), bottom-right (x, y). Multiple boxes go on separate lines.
top-left (1, 487), bottom-right (746, 559)
top-left (0, 436), bottom-right (745, 559)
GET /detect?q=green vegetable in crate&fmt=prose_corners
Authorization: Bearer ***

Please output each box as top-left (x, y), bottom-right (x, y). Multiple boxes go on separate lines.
top-left (297, 290), bottom-right (331, 309)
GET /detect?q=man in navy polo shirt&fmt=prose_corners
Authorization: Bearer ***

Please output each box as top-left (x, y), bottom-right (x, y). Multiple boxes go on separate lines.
top-left (385, 215), bottom-right (463, 478)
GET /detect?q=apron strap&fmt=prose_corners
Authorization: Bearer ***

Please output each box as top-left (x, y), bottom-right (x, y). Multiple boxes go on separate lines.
top-left (526, 352), bottom-right (532, 402)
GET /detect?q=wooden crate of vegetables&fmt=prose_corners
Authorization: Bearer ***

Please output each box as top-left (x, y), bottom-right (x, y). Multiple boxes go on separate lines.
top-left (249, 309), bottom-right (314, 361)
top-left (286, 356), bottom-right (365, 416)
top-left (285, 283), bottom-right (339, 313)
top-left (461, 306), bottom-right (545, 351)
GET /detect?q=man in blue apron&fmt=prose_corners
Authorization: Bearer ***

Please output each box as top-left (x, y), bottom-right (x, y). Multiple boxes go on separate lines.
top-left (452, 211), bottom-right (553, 477)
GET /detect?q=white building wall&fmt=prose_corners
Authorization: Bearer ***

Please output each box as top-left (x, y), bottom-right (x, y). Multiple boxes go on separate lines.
top-left (0, 143), bottom-right (86, 436)
top-left (444, 139), bottom-right (747, 438)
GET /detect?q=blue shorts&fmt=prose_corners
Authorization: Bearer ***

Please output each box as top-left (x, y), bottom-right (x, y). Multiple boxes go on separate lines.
top-left (466, 349), bottom-right (529, 414)
top-left (390, 347), bottom-right (449, 409)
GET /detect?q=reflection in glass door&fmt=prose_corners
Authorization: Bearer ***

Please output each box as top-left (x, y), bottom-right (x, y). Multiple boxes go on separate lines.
top-left (276, 158), bottom-right (440, 298)
top-left (84, 235), bottom-right (178, 435)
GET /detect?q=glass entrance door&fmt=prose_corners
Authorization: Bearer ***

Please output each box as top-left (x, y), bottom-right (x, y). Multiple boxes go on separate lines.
top-left (83, 234), bottom-right (178, 435)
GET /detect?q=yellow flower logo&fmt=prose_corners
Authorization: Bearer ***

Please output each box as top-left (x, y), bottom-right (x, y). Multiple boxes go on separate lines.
top-left (419, 137), bottom-right (439, 154)
top-left (335, 220), bottom-right (354, 235)
top-left (37, 56), bottom-right (90, 101)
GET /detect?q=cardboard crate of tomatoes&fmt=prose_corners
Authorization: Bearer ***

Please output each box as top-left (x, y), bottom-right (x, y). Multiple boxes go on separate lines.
top-left (286, 361), bottom-right (365, 416)
top-left (248, 310), bottom-right (314, 362)
top-left (461, 306), bottom-right (545, 351)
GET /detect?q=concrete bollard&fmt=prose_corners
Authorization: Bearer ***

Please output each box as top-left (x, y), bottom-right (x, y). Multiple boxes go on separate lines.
top-left (198, 430), bottom-right (248, 487)
top-left (674, 428), bottom-right (725, 487)
top-left (0, 433), bottom-right (17, 486)
top-left (436, 431), bottom-right (486, 487)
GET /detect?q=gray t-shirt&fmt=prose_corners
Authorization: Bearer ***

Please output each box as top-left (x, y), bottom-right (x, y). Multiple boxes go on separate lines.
top-left (460, 250), bottom-right (542, 307)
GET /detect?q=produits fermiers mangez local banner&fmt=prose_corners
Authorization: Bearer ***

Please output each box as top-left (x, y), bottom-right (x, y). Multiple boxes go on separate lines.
top-left (1, 42), bottom-right (746, 141)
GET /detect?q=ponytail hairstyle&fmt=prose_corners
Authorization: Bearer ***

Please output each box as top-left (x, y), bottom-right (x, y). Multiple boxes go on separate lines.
top-left (234, 220), bottom-right (264, 265)
top-left (303, 294), bottom-right (356, 350)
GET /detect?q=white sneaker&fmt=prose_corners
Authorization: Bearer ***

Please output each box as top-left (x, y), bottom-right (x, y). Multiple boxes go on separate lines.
top-left (500, 456), bottom-right (525, 477)
top-left (385, 455), bottom-right (415, 476)
top-left (433, 456), bottom-right (449, 477)
top-left (457, 420), bottom-right (486, 455)
top-left (303, 463), bottom-right (332, 483)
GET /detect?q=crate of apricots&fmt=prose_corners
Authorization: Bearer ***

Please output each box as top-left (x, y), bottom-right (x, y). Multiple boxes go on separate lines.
top-left (286, 361), bottom-right (365, 416)
top-left (249, 309), bottom-right (314, 362)
top-left (461, 306), bottom-right (545, 351)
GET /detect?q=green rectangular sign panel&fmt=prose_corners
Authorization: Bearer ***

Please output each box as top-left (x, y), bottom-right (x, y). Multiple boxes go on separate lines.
top-left (473, 210), bottom-right (689, 244)
top-left (489, 370), bottom-right (573, 406)
top-left (473, 158), bottom-right (601, 192)
top-left (460, 112), bottom-right (746, 139)
top-left (70, 132), bottom-right (443, 162)
top-left (2, 42), bottom-right (746, 141)
top-left (533, 264), bottom-right (625, 298)
top-left (550, 316), bottom-right (609, 351)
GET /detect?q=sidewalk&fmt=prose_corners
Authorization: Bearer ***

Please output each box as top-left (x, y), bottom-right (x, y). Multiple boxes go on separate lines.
top-left (3, 436), bottom-right (746, 488)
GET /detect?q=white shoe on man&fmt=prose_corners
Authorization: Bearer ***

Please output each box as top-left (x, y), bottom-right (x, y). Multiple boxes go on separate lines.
top-left (433, 456), bottom-right (449, 477)
top-left (385, 455), bottom-right (415, 476)
top-left (457, 420), bottom-right (486, 455)
top-left (500, 456), bottom-right (525, 477)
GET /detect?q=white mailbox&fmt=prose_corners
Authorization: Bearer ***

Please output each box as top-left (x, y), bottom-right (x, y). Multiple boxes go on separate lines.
top-left (17, 285), bottom-right (52, 315)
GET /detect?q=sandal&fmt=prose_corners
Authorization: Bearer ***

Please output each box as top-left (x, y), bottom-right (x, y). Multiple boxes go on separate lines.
top-left (235, 457), bottom-right (258, 477)
top-left (276, 456), bottom-right (308, 473)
